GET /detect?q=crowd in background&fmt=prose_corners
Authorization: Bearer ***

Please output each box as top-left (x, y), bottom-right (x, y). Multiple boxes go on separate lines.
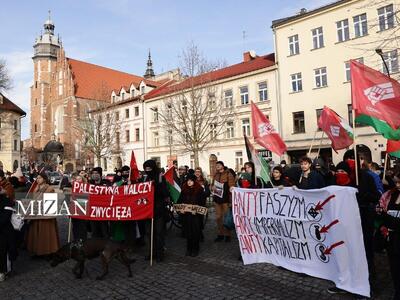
top-left (1, 153), bottom-right (400, 299)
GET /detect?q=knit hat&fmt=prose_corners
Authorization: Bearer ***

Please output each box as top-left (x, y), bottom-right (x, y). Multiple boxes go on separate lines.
top-left (335, 161), bottom-right (351, 174)
top-left (186, 174), bottom-right (197, 182)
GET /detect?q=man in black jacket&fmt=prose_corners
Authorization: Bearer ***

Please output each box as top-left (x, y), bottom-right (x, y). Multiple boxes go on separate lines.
top-left (142, 160), bottom-right (170, 262)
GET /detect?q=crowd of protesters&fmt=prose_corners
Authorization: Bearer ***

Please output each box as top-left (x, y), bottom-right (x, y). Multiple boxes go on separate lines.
top-left (1, 153), bottom-right (400, 299)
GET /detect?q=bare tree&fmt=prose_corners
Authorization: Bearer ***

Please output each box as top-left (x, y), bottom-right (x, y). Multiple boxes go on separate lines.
top-left (75, 82), bottom-right (119, 167)
top-left (155, 43), bottom-right (233, 167)
top-left (0, 59), bottom-right (12, 92)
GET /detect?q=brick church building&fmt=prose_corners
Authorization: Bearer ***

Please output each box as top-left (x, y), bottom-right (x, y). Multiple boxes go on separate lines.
top-left (29, 15), bottom-right (161, 171)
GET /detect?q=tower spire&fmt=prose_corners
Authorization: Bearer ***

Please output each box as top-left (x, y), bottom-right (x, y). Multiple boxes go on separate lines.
top-left (144, 49), bottom-right (155, 79)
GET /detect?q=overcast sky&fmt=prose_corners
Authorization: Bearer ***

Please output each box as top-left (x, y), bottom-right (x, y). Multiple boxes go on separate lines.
top-left (0, 0), bottom-right (332, 139)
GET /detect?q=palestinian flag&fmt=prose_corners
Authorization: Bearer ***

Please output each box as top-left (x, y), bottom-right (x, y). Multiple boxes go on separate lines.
top-left (387, 140), bottom-right (400, 159)
top-left (164, 166), bottom-right (181, 203)
top-left (244, 134), bottom-right (271, 186)
top-left (318, 106), bottom-right (353, 151)
top-left (351, 60), bottom-right (400, 139)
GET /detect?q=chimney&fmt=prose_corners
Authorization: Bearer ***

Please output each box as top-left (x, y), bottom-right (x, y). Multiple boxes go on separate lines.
top-left (243, 50), bottom-right (256, 62)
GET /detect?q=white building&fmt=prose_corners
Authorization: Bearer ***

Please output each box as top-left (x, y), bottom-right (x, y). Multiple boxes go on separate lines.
top-left (272, 0), bottom-right (399, 165)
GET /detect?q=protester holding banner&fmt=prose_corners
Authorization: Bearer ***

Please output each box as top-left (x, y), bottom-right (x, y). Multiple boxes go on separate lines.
top-left (89, 167), bottom-right (110, 239)
top-left (142, 159), bottom-right (169, 262)
top-left (297, 156), bottom-right (325, 190)
top-left (377, 175), bottom-right (400, 299)
top-left (267, 166), bottom-right (291, 188)
top-left (177, 174), bottom-right (206, 257)
top-left (26, 173), bottom-right (60, 257)
top-left (211, 161), bottom-right (235, 243)
top-left (238, 162), bottom-right (265, 189)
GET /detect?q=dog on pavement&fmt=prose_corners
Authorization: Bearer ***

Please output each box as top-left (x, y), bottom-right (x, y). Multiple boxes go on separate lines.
top-left (50, 239), bottom-right (136, 280)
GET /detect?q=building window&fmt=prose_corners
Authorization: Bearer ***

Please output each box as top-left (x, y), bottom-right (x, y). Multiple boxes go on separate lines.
top-left (258, 82), bottom-right (268, 101)
top-left (34, 124), bottom-right (37, 132)
top-left (135, 128), bottom-right (140, 141)
top-left (383, 50), bottom-right (399, 74)
top-left (106, 113), bottom-right (110, 123)
top-left (345, 57), bottom-right (364, 82)
top-left (153, 107), bottom-right (159, 122)
top-left (353, 13), bottom-right (368, 37)
top-left (240, 86), bottom-right (249, 105)
top-left (112, 95), bottom-right (116, 102)
top-left (116, 132), bottom-right (120, 149)
top-left (125, 109), bottom-right (129, 119)
top-left (348, 104), bottom-right (366, 127)
top-left (378, 4), bottom-right (394, 31)
top-left (141, 86), bottom-right (145, 94)
top-left (115, 111), bottom-right (120, 121)
top-left (14, 120), bottom-right (17, 130)
top-left (291, 73), bottom-right (303, 92)
top-left (314, 67), bottom-right (328, 88)
top-left (226, 121), bottom-right (235, 139)
top-left (224, 89), bottom-right (233, 107)
top-left (316, 109), bottom-right (323, 130)
top-left (242, 119), bottom-right (250, 136)
top-left (121, 92), bottom-right (125, 100)
top-left (312, 27), bottom-right (324, 49)
top-left (235, 151), bottom-right (243, 172)
top-left (337, 19), bottom-right (350, 42)
top-left (103, 158), bottom-right (107, 171)
top-left (293, 111), bottom-right (305, 133)
top-left (153, 132), bottom-right (159, 147)
top-left (35, 98), bottom-right (38, 105)
top-left (167, 129), bottom-right (173, 145)
top-left (182, 101), bottom-right (187, 114)
top-left (0, 139), bottom-right (2, 150)
top-left (131, 89), bottom-right (135, 97)
top-left (210, 123), bottom-right (217, 139)
top-left (134, 106), bottom-right (139, 116)
top-left (288, 34), bottom-right (299, 55)
top-left (126, 130), bottom-right (130, 142)
top-left (14, 140), bottom-right (17, 151)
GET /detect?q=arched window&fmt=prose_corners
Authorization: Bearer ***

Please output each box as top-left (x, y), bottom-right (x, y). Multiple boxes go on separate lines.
top-left (54, 106), bottom-right (64, 135)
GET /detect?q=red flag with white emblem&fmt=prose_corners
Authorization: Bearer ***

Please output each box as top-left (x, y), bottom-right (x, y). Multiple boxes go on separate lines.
top-left (251, 102), bottom-right (286, 156)
top-left (351, 60), bottom-right (400, 129)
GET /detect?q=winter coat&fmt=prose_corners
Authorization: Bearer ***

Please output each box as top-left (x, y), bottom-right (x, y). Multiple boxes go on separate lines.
top-left (297, 170), bottom-right (326, 190)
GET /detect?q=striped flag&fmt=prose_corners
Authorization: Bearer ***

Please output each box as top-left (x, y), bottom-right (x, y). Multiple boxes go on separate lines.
top-left (244, 134), bottom-right (271, 186)
top-left (164, 166), bottom-right (181, 203)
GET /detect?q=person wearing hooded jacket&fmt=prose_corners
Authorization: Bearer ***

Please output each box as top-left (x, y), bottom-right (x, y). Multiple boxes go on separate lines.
top-left (141, 160), bottom-right (170, 262)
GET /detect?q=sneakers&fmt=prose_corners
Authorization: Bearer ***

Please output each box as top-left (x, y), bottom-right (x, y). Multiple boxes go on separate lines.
top-left (214, 235), bottom-right (224, 242)
top-left (0, 273), bottom-right (5, 282)
top-left (326, 287), bottom-right (347, 294)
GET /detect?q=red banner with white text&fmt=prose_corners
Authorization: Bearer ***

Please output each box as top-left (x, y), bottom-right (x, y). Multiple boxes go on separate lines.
top-left (70, 181), bottom-right (154, 221)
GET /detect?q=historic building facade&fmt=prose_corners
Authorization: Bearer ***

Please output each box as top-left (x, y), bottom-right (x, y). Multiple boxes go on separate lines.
top-left (0, 93), bottom-right (26, 172)
top-left (29, 16), bottom-right (160, 171)
top-left (272, 0), bottom-right (399, 164)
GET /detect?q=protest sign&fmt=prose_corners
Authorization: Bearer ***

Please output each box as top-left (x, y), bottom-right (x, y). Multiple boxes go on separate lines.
top-left (233, 186), bottom-right (369, 297)
top-left (213, 181), bottom-right (224, 198)
top-left (173, 204), bottom-right (207, 215)
top-left (71, 181), bottom-right (154, 221)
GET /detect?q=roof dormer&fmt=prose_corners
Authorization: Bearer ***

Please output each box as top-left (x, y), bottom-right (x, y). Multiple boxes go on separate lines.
top-left (111, 90), bottom-right (117, 103)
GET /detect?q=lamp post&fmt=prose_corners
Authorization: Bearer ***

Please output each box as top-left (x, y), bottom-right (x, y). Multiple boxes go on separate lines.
top-left (375, 48), bottom-right (390, 78)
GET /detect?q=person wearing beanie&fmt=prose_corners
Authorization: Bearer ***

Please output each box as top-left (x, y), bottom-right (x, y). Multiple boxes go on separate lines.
top-left (141, 159), bottom-right (170, 262)
top-left (211, 160), bottom-right (235, 242)
top-left (177, 174), bottom-right (206, 257)
top-left (335, 161), bottom-right (352, 186)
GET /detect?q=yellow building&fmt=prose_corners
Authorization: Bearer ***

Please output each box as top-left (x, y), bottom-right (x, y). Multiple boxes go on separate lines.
top-left (0, 93), bottom-right (26, 172)
top-left (272, 0), bottom-right (398, 164)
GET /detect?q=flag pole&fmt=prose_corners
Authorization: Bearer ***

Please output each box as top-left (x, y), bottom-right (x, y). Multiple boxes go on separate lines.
top-left (67, 217), bottom-right (72, 243)
top-left (150, 218), bottom-right (154, 266)
top-left (383, 152), bottom-right (388, 180)
top-left (352, 109), bottom-right (359, 186)
top-left (308, 130), bottom-right (318, 156)
top-left (316, 131), bottom-right (325, 158)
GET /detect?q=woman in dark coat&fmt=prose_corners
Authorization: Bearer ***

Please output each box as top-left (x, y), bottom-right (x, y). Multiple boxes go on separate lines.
top-left (237, 162), bottom-right (264, 188)
top-left (178, 174), bottom-right (205, 257)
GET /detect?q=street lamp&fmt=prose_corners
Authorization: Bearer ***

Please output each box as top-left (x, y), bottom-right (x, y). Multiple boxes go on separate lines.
top-left (375, 48), bottom-right (390, 77)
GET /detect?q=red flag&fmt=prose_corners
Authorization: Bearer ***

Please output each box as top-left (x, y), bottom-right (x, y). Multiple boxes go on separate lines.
top-left (318, 106), bottom-right (353, 151)
top-left (351, 60), bottom-right (400, 129)
top-left (251, 102), bottom-right (286, 156)
top-left (129, 150), bottom-right (140, 182)
top-left (387, 140), bottom-right (400, 159)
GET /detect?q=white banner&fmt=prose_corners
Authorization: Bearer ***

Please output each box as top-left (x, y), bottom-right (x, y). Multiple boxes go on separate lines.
top-left (233, 186), bottom-right (369, 297)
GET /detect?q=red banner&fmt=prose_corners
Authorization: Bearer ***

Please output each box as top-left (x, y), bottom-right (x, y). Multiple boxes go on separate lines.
top-left (71, 181), bottom-right (154, 221)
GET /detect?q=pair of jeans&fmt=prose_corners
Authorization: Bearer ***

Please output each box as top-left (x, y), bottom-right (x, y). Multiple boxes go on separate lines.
top-left (214, 203), bottom-right (230, 237)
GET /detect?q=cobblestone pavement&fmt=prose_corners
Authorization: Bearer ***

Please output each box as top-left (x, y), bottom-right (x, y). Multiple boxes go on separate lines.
top-left (0, 210), bottom-right (395, 299)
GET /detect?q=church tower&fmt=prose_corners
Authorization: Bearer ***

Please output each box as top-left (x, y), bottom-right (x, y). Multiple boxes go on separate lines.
top-left (31, 11), bottom-right (61, 149)
top-left (144, 50), bottom-right (155, 79)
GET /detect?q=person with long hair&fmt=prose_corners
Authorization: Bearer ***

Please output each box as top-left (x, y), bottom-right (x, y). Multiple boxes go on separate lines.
top-left (237, 162), bottom-right (265, 188)
top-left (26, 173), bottom-right (60, 257)
top-left (377, 174), bottom-right (400, 299)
